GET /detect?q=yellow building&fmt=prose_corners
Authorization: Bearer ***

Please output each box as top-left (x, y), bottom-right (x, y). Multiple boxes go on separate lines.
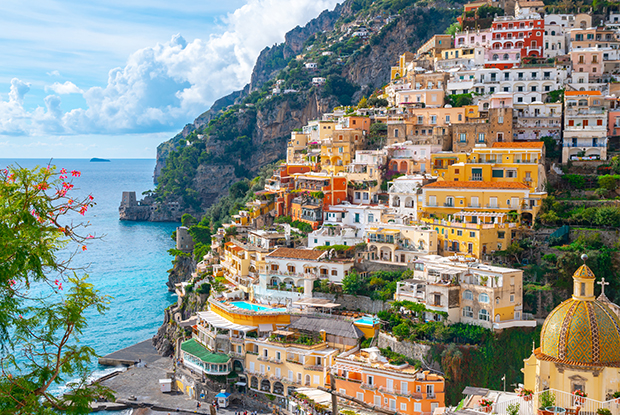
top-left (320, 140), bottom-right (353, 174)
top-left (221, 241), bottom-right (270, 293)
top-left (440, 142), bottom-right (547, 193)
top-left (523, 260), bottom-right (620, 403)
top-left (420, 217), bottom-right (515, 257)
top-left (245, 316), bottom-right (363, 398)
top-left (420, 181), bottom-right (541, 222)
top-left (419, 180), bottom-right (543, 257)
top-left (391, 51), bottom-right (415, 80)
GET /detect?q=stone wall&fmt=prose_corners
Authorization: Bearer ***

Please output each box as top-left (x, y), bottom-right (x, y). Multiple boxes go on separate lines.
top-left (377, 332), bottom-right (432, 364)
top-left (312, 292), bottom-right (390, 313)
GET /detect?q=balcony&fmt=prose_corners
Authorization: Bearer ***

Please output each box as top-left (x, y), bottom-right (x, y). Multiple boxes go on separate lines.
top-left (563, 142), bottom-right (607, 148)
top-left (444, 203), bottom-right (455, 207)
top-left (304, 364), bottom-right (325, 372)
top-left (360, 383), bottom-right (377, 391)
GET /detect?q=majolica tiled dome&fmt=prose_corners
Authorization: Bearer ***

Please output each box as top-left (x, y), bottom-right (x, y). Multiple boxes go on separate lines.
top-left (539, 265), bottom-right (620, 367)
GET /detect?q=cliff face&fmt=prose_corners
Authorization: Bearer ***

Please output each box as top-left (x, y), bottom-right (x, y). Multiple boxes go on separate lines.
top-left (153, 4), bottom-right (346, 186)
top-left (166, 255), bottom-right (196, 291)
top-left (141, 1), bottom-right (464, 222)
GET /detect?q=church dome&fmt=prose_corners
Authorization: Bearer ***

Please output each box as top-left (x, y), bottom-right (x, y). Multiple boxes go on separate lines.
top-left (539, 264), bottom-right (620, 367)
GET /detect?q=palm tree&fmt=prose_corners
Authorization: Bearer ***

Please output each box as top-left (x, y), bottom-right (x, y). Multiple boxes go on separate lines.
top-left (559, 0), bottom-right (575, 12)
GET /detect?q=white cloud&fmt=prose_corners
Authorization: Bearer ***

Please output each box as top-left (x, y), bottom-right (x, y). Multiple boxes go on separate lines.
top-left (0, 0), bottom-right (340, 138)
top-left (45, 81), bottom-right (83, 94)
top-left (46, 70), bottom-right (61, 77)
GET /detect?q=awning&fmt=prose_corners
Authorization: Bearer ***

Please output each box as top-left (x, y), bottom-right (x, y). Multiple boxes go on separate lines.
top-left (235, 382), bottom-right (247, 386)
top-left (196, 311), bottom-right (256, 332)
top-left (293, 298), bottom-right (341, 308)
top-left (273, 330), bottom-right (295, 336)
top-left (259, 323), bottom-right (273, 332)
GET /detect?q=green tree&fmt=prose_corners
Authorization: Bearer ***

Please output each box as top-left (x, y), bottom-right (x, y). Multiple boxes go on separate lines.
top-left (181, 213), bottom-right (197, 227)
top-left (598, 175), bottom-right (618, 193)
top-left (342, 270), bottom-right (362, 295)
top-left (0, 165), bottom-right (112, 414)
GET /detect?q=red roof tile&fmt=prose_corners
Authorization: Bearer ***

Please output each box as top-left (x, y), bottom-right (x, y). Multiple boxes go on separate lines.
top-left (267, 248), bottom-right (326, 260)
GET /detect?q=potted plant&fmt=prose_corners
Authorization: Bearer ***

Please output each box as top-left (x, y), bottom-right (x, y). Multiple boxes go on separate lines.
top-left (573, 390), bottom-right (587, 406)
top-left (613, 392), bottom-right (620, 404)
top-left (479, 398), bottom-right (494, 413)
top-left (507, 403), bottom-right (521, 415)
top-left (517, 388), bottom-right (534, 402)
top-left (597, 409), bottom-right (612, 415)
top-left (538, 391), bottom-right (556, 415)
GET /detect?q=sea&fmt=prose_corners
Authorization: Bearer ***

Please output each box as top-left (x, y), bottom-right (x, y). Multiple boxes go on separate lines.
top-left (0, 158), bottom-right (179, 400)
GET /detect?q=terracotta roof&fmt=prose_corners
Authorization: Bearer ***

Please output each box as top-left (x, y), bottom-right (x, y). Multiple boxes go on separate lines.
top-left (565, 91), bottom-right (602, 96)
top-left (267, 248), bottom-right (326, 260)
top-left (491, 142), bottom-right (544, 149)
top-left (423, 181), bottom-right (529, 190)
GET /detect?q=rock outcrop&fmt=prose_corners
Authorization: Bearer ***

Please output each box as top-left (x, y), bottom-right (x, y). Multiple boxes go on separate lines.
top-left (166, 255), bottom-right (196, 292)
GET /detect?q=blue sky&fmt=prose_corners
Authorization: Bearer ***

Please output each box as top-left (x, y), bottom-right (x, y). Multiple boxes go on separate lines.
top-left (0, 0), bottom-right (340, 158)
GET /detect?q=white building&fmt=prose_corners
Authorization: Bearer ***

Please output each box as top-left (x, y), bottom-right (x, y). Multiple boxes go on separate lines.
top-left (394, 255), bottom-right (536, 330)
top-left (253, 248), bottom-right (354, 303)
top-left (513, 101), bottom-right (562, 141)
top-left (387, 175), bottom-right (429, 221)
top-left (308, 225), bottom-right (362, 248)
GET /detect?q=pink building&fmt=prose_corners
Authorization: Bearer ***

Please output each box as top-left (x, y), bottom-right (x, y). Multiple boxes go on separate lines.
top-left (609, 109), bottom-right (620, 137)
top-left (570, 48), bottom-right (604, 79)
top-left (455, 29), bottom-right (492, 48)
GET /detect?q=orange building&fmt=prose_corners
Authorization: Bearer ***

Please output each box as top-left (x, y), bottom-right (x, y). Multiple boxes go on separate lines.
top-left (289, 173), bottom-right (347, 229)
top-left (266, 164), bottom-right (315, 217)
top-left (334, 347), bottom-right (445, 414)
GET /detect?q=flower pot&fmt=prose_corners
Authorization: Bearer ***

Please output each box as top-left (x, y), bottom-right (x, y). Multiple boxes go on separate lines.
top-left (523, 395), bottom-right (532, 402)
top-left (481, 406), bottom-right (492, 413)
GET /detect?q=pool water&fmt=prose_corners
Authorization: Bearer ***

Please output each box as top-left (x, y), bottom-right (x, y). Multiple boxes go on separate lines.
top-left (230, 301), bottom-right (285, 312)
top-left (355, 316), bottom-right (380, 325)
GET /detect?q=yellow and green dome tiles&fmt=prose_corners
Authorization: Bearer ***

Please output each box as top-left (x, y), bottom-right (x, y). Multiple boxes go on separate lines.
top-left (540, 298), bottom-right (620, 366)
top-left (573, 264), bottom-right (596, 279)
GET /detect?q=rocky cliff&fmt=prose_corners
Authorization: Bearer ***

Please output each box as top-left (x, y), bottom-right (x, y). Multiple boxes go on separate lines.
top-left (166, 255), bottom-right (196, 291)
top-left (139, 0), bottom-right (464, 221)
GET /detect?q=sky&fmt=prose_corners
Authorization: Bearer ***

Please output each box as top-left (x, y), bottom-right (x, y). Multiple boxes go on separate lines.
top-left (0, 0), bottom-right (341, 158)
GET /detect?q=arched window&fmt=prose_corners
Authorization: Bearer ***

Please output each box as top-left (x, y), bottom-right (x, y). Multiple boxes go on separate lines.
top-left (493, 54), bottom-right (499, 61)
top-left (463, 290), bottom-right (473, 300)
top-left (463, 306), bottom-right (474, 318)
top-left (503, 54), bottom-right (509, 60)
top-left (479, 309), bottom-right (490, 321)
top-left (479, 293), bottom-right (490, 303)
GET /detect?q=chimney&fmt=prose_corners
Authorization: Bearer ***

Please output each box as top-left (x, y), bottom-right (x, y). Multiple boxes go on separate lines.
top-left (320, 329), bottom-right (326, 342)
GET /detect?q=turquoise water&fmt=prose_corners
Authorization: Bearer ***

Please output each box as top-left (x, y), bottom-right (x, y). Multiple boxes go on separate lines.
top-left (230, 301), bottom-right (285, 312)
top-left (0, 159), bottom-right (178, 392)
top-left (355, 316), bottom-right (379, 325)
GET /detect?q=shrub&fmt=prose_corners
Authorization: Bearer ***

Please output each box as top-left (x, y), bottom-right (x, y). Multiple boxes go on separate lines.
top-left (565, 174), bottom-right (586, 189)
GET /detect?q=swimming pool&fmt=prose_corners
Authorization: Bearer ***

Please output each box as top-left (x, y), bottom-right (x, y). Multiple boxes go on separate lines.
top-left (229, 301), bottom-right (285, 312)
top-left (355, 316), bottom-right (380, 326)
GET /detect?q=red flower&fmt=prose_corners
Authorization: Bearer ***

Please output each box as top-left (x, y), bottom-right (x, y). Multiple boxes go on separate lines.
top-left (71, 170), bottom-right (81, 177)
top-left (82, 245), bottom-right (87, 251)
top-left (9, 279), bottom-right (15, 286)
top-left (79, 206), bottom-right (88, 215)
top-left (60, 168), bottom-right (67, 174)
top-left (88, 195), bottom-right (94, 201)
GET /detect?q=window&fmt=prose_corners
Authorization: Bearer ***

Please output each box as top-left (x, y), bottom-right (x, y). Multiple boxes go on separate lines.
top-left (460, 133), bottom-right (467, 142)
top-left (492, 169), bottom-right (504, 178)
top-left (263, 349), bottom-right (268, 358)
top-left (401, 403), bottom-right (408, 411)
top-left (457, 230), bottom-right (463, 236)
top-left (431, 115), bottom-right (437, 124)
top-left (470, 231), bottom-right (476, 237)
top-left (463, 290), bottom-right (473, 300)
top-left (429, 195), bottom-right (437, 206)
top-left (357, 392), bottom-right (364, 401)
top-left (510, 294), bottom-right (515, 302)
top-left (479, 309), bottom-right (490, 321)
top-left (445, 196), bottom-right (454, 207)
top-left (276, 351), bottom-right (281, 361)
top-left (478, 133), bottom-right (485, 143)
top-left (479, 293), bottom-right (490, 303)
top-left (446, 115), bottom-right (451, 123)
top-left (463, 306), bottom-right (474, 318)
